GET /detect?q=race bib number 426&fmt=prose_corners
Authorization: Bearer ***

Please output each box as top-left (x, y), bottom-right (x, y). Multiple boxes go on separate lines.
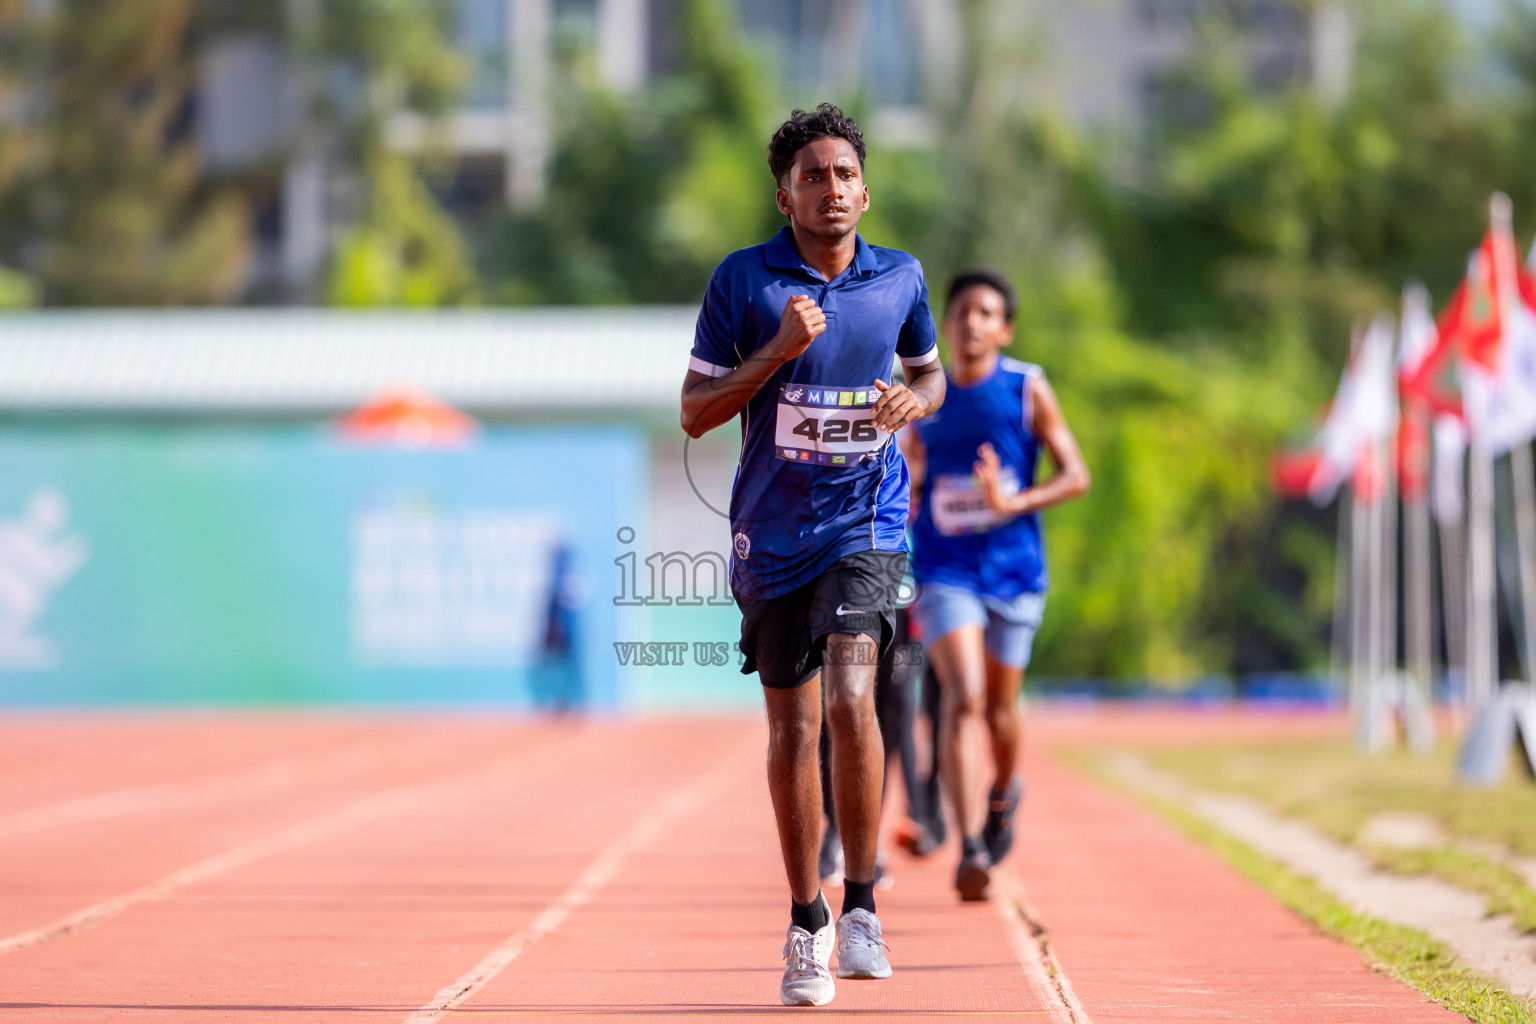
top-left (774, 383), bottom-right (886, 466)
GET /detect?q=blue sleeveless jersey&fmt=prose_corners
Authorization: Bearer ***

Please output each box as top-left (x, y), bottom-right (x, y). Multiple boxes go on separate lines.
top-left (690, 229), bottom-right (940, 600)
top-left (911, 357), bottom-right (1048, 598)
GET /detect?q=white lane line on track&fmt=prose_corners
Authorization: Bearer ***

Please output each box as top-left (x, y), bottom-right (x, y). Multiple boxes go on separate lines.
top-left (0, 732), bottom-right (461, 842)
top-left (403, 729), bottom-right (760, 1024)
top-left (0, 733), bottom-right (574, 959)
top-left (991, 863), bottom-right (1092, 1024)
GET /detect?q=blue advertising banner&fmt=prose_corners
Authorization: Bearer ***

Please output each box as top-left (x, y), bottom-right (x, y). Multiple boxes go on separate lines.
top-left (0, 425), bottom-right (646, 707)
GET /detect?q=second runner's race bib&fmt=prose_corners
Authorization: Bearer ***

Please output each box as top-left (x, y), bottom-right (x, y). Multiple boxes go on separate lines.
top-left (931, 468), bottom-right (1020, 536)
top-left (774, 383), bottom-right (887, 466)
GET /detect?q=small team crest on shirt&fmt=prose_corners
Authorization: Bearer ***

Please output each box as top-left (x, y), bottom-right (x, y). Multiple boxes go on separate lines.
top-left (733, 531), bottom-right (750, 560)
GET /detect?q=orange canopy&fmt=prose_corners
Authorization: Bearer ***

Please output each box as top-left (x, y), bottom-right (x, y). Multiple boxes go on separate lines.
top-left (336, 387), bottom-right (476, 446)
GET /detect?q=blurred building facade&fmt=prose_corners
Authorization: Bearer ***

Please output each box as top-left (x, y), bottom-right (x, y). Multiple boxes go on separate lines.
top-left (195, 0), bottom-right (1350, 301)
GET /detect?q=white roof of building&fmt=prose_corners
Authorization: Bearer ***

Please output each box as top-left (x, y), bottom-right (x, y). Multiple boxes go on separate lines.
top-left (0, 307), bottom-right (700, 415)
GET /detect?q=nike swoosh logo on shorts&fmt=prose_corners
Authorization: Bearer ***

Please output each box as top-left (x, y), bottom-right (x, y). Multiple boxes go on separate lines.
top-left (835, 604), bottom-right (870, 616)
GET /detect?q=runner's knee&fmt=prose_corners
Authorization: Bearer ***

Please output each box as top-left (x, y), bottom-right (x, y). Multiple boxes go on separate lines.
top-left (825, 680), bottom-right (876, 737)
top-left (767, 704), bottom-right (819, 757)
top-left (942, 678), bottom-right (985, 719)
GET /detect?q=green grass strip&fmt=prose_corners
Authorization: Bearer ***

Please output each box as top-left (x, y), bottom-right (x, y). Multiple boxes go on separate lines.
top-left (1139, 739), bottom-right (1536, 937)
top-left (1368, 845), bottom-right (1536, 934)
top-left (1078, 754), bottom-right (1534, 1024)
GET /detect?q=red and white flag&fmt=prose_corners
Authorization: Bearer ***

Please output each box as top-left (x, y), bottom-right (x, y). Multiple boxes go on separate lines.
top-left (1307, 315), bottom-right (1399, 503)
top-left (1460, 236), bottom-right (1536, 455)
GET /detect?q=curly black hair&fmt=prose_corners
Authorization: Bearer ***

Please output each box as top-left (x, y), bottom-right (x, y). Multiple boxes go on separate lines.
top-left (946, 269), bottom-right (1018, 323)
top-left (767, 103), bottom-right (866, 185)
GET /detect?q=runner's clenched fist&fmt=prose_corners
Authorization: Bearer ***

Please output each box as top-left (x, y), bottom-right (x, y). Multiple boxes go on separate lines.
top-left (770, 295), bottom-right (826, 361)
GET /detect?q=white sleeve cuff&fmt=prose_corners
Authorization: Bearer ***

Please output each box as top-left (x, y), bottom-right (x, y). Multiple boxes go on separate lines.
top-left (899, 345), bottom-right (940, 369)
top-left (689, 355), bottom-right (733, 378)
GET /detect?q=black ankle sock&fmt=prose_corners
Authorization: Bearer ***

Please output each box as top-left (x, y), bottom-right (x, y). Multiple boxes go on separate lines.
top-left (961, 834), bottom-right (985, 858)
top-left (791, 892), bottom-right (830, 933)
top-left (841, 879), bottom-right (876, 915)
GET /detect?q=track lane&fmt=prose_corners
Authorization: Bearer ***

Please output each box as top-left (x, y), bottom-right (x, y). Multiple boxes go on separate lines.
top-left (0, 719), bottom-right (758, 1023)
top-left (0, 709), bottom-right (1480, 1023)
top-left (0, 727), bottom-right (487, 842)
top-left (0, 715), bottom-right (437, 813)
top-left (0, 719), bottom-right (547, 937)
top-left (452, 726), bottom-right (1073, 1022)
top-left (1023, 709), bottom-right (1464, 1023)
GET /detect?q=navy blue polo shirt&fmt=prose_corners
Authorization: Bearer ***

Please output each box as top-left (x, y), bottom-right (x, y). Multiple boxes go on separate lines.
top-left (689, 227), bottom-right (939, 600)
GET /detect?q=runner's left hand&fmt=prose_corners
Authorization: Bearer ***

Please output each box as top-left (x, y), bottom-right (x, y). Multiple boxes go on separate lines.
top-left (872, 379), bottom-right (927, 432)
top-left (975, 443), bottom-right (1025, 514)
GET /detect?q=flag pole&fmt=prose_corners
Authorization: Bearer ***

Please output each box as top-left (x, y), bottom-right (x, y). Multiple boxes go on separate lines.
top-left (1376, 430), bottom-right (1400, 750)
top-left (1465, 196), bottom-right (1508, 716)
top-left (1440, 505), bottom-right (1467, 719)
top-left (1435, 414), bottom-right (1469, 725)
top-left (1351, 472), bottom-right (1370, 721)
top-left (1405, 409), bottom-right (1436, 746)
top-left (1401, 284), bottom-right (1436, 748)
top-left (1331, 490), bottom-right (1352, 694)
top-left (1488, 193), bottom-right (1536, 682)
top-left (1345, 321), bottom-right (1370, 725)
top-left (1511, 441), bottom-right (1536, 680)
top-left (1466, 403), bottom-right (1495, 712)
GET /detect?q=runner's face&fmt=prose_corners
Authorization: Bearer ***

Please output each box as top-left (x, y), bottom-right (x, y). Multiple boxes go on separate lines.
top-left (776, 138), bottom-right (868, 242)
top-left (943, 285), bottom-right (1013, 361)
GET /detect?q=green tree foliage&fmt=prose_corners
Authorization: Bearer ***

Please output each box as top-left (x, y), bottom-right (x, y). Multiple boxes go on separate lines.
top-left (0, 0), bottom-right (250, 304)
top-left (852, 1), bottom-right (1322, 678)
top-left (479, 0), bottom-right (783, 303)
top-left (328, 155), bottom-right (478, 306)
top-left (0, 0), bottom-right (469, 306)
top-left (303, 0), bottom-right (478, 305)
top-left (1061, 0), bottom-right (1536, 677)
top-left (473, 0), bottom-right (1536, 680)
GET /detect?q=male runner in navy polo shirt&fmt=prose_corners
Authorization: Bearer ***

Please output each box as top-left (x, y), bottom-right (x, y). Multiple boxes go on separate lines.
top-left (680, 104), bottom-right (945, 1007)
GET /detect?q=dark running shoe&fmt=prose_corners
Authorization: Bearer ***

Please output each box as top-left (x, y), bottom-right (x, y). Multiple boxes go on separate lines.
top-left (921, 774), bottom-right (948, 847)
top-left (896, 817), bottom-right (941, 858)
top-left (898, 773), bottom-right (947, 857)
top-left (818, 824), bottom-right (845, 886)
top-left (955, 845), bottom-right (991, 902)
top-left (982, 776), bottom-right (1024, 865)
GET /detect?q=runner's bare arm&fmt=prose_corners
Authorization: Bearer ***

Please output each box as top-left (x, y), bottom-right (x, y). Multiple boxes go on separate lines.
top-left (680, 296), bottom-right (826, 438)
top-left (975, 375), bottom-right (1090, 515)
top-left (871, 360), bottom-right (944, 433)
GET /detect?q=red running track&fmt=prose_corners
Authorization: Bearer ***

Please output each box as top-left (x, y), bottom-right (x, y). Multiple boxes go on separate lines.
top-left (0, 708), bottom-right (1463, 1022)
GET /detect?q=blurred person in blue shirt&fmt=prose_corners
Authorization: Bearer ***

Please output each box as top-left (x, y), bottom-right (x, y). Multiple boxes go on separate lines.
top-left (905, 269), bottom-right (1090, 902)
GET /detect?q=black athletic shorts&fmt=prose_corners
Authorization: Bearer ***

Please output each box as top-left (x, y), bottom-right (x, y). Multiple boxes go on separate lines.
top-left (734, 549), bottom-right (908, 689)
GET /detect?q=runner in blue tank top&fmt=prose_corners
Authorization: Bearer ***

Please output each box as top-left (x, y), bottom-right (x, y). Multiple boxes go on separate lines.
top-left (680, 105), bottom-right (946, 1007)
top-left (903, 270), bottom-right (1090, 902)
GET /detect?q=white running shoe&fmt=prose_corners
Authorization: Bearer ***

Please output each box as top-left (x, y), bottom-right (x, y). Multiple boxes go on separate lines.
top-left (835, 908), bottom-right (892, 979)
top-left (780, 896), bottom-right (836, 1006)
